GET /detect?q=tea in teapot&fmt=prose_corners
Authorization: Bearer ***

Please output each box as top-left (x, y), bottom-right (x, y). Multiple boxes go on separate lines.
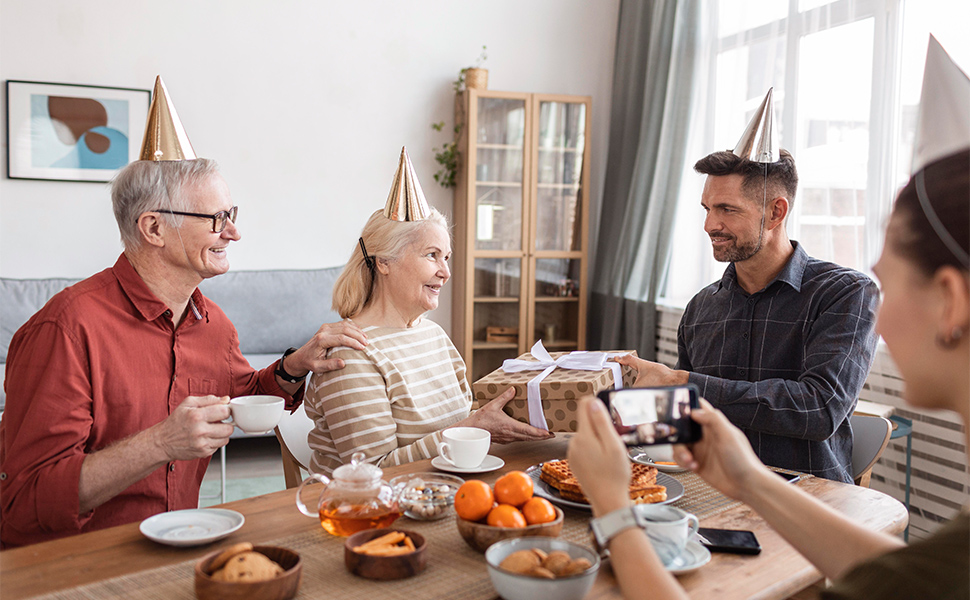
top-left (296, 452), bottom-right (406, 536)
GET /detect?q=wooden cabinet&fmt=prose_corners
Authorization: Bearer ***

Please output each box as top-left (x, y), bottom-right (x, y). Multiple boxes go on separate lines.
top-left (452, 89), bottom-right (592, 380)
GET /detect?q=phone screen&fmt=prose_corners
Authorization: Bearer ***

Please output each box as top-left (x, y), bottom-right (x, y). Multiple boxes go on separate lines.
top-left (697, 528), bottom-right (761, 555)
top-left (597, 385), bottom-right (702, 446)
top-left (775, 471), bottom-right (802, 483)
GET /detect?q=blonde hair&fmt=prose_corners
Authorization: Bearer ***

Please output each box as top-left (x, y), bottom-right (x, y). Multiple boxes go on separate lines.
top-left (333, 208), bottom-right (450, 318)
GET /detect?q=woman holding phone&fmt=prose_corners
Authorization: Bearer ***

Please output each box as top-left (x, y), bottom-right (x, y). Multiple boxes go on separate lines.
top-left (568, 89), bottom-right (970, 600)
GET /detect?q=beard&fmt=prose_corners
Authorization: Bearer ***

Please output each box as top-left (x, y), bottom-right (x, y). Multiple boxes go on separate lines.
top-left (710, 232), bottom-right (763, 263)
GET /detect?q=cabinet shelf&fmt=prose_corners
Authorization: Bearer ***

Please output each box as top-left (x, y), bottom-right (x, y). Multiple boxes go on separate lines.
top-left (538, 146), bottom-right (582, 153)
top-left (535, 296), bottom-right (579, 302)
top-left (478, 143), bottom-right (523, 151)
top-left (472, 341), bottom-right (519, 350)
top-left (537, 183), bottom-right (581, 190)
top-left (475, 181), bottom-right (523, 187)
top-left (474, 296), bottom-right (519, 303)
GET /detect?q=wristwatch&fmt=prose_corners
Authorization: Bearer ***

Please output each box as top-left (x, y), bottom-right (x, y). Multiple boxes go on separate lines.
top-left (589, 505), bottom-right (649, 557)
top-left (275, 347), bottom-right (306, 384)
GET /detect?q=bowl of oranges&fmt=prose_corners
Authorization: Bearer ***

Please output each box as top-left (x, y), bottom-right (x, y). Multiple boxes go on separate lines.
top-left (454, 471), bottom-right (563, 553)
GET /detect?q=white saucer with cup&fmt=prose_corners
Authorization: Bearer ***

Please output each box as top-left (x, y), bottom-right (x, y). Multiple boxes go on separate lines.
top-left (435, 427), bottom-right (491, 470)
top-left (634, 504), bottom-right (700, 566)
top-left (228, 395), bottom-right (284, 434)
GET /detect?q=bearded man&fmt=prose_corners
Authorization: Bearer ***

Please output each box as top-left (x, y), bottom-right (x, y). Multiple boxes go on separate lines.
top-left (618, 134), bottom-right (879, 482)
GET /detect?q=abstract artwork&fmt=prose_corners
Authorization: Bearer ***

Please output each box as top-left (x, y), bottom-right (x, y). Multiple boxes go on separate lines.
top-left (6, 80), bottom-right (150, 182)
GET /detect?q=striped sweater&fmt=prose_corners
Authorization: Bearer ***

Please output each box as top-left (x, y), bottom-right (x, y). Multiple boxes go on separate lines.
top-left (304, 319), bottom-right (472, 476)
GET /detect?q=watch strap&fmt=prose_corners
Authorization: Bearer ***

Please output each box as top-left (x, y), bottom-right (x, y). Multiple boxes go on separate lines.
top-left (590, 506), bottom-right (646, 556)
top-left (275, 347), bottom-right (305, 384)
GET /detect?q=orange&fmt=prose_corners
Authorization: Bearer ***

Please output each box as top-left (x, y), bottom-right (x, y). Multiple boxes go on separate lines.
top-left (521, 496), bottom-right (557, 525)
top-left (486, 504), bottom-right (527, 528)
top-left (494, 471), bottom-right (534, 507)
top-left (454, 480), bottom-right (494, 522)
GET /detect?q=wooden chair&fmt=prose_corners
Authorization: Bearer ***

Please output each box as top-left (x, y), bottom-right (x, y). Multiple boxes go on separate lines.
top-left (850, 414), bottom-right (893, 487)
top-left (274, 407), bottom-right (315, 489)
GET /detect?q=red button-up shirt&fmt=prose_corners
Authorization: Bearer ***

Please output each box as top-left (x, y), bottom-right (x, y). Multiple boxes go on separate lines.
top-left (0, 254), bottom-right (298, 547)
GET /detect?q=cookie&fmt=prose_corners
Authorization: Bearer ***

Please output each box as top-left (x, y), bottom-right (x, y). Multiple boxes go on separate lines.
top-left (218, 551), bottom-right (283, 582)
top-left (209, 542), bottom-right (254, 572)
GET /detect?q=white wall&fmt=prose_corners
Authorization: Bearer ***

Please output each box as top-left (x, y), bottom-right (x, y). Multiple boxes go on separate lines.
top-left (0, 0), bottom-right (619, 335)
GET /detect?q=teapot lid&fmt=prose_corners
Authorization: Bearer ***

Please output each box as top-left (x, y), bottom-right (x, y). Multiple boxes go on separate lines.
top-left (332, 452), bottom-right (382, 484)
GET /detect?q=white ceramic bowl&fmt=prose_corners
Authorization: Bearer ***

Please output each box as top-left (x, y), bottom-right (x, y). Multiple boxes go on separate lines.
top-left (485, 537), bottom-right (600, 600)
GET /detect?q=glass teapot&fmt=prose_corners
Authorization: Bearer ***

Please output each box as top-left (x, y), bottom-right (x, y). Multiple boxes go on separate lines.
top-left (295, 452), bottom-right (409, 536)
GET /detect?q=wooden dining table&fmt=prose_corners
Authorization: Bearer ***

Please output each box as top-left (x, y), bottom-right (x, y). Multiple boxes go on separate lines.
top-left (0, 435), bottom-right (908, 600)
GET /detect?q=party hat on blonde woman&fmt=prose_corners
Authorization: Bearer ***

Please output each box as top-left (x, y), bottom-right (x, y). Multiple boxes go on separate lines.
top-left (732, 88), bottom-right (780, 164)
top-left (139, 76), bottom-right (197, 161)
top-left (384, 146), bottom-right (431, 221)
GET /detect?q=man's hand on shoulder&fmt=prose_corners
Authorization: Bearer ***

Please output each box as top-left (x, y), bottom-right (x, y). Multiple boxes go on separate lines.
top-left (285, 320), bottom-right (369, 376)
top-left (614, 354), bottom-right (690, 387)
top-left (152, 395), bottom-right (234, 462)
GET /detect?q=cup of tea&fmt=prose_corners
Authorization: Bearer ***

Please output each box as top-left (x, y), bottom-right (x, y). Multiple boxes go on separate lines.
top-left (436, 427), bottom-right (490, 469)
top-left (229, 395), bottom-right (284, 434)
top-left (634, 505), bottom-right (699, 565)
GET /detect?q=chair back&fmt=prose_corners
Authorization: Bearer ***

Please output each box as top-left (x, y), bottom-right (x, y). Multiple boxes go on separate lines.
top-left (849, 414), bottom-right (893, 487)
top-left (275, 407), bottom-right (315, 489)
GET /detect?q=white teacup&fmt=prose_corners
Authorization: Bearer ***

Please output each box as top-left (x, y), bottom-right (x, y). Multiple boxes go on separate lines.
top-left (436, 427), bottom-right (490, 469)
top-left (229, 395), bottom-right (284, 434)
top-left (634, 504), bottom-right (699, 565)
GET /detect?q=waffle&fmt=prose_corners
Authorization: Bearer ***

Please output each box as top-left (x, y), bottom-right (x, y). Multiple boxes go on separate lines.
top-left (540, 459), bottom-right (666, 504)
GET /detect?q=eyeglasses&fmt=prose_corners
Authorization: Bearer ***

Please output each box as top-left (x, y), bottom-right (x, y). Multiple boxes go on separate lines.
top-left (155, 206), bottom-right (238, 233)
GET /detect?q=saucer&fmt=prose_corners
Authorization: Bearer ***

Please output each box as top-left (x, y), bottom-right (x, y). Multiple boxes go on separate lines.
top-left (665, 540), bottom-right (711, 575)
top-left (431, 454), bottom-right (505, 474)
top-left (139, 508), bottom-right (244, 547)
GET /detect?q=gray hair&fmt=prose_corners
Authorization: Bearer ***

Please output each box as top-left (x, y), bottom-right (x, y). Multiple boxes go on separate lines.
top-left (111, 158), bottom-right (220, 249)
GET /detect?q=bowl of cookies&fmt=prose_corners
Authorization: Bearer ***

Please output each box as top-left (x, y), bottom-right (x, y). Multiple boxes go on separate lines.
top-left (485, 537), bottom-right (600, 600)
top-left (391, 472), bottom-right (464, 521)
top-left (194, 542), bottom-right (301, 600)
top-left (344, 528), bottom-right (428, 580)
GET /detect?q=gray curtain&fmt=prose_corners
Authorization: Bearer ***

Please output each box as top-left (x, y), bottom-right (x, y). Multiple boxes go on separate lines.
top-left (588, 0), bottom-right (701, 359)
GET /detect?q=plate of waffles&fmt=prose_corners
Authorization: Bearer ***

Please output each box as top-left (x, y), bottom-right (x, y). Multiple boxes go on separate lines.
top-left (525, 459), bottom-right (684, 511)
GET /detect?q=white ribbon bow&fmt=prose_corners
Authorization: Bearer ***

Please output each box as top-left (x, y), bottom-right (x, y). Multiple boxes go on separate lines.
top-left (501, 340), bottom-right (629, 430)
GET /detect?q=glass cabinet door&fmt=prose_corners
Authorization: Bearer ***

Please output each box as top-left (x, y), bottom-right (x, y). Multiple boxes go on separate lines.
top-left (532, 258), bottom-right (581, 350)
top-left (535, 101), bottom-right (586, 252)
top-left (474, 97), bottom-right (526, 251)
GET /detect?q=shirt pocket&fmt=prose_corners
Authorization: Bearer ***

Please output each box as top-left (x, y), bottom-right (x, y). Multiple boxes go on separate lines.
top-left (188, 378), bottom-right (217, 396)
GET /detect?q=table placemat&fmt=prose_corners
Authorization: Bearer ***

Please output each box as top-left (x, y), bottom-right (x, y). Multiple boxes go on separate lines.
top-left (29, 469), bottom-right (809, 600)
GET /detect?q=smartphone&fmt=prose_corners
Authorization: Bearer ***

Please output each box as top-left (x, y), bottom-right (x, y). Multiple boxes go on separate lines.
top-left (696, 527), bottom-right (761, 555)
top-left (597, 385), bottom-right (702, 446)
top-left (775, 471), bottom-right (803, 484)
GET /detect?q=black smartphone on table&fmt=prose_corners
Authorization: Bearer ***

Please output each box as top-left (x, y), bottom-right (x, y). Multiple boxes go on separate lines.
top-left (597, 384), bottom-right (702, 446)
top-left (696, 527), bottom-right (761, 555)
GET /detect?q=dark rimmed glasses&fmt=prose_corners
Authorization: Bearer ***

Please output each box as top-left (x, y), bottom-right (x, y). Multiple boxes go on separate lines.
top-left (155, 206), bottom-right (238, 233)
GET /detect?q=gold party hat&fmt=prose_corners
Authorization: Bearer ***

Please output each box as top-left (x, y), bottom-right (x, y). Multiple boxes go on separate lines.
top-left (384, 147), bottom-right (431, 221)
top-left (733, 88), bottom-right (779, 164)
top-left (911, 35), bottom-right (970, 174)
top-left (139, 76), bottom-right (197, 161)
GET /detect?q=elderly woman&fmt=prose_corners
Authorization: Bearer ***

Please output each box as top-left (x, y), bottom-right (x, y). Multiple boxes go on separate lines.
top-left (567, 144), bottom-right (969, 598)
top-left (305, 150), bottom-right (552, 476)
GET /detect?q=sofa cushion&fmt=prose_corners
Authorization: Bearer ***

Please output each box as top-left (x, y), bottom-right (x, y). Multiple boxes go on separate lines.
top-left (1, 277), bottom-right (81, 364)
top-left (199, 268), bottom-right (343, 355)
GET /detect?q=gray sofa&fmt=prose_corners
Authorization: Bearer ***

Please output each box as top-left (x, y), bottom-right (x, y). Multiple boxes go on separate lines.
top-left (0, 267), bottom-right (343, 422)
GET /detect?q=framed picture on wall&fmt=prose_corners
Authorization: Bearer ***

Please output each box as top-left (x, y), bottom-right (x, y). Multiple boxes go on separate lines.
top-left (5, 80), bottom-right (151, 182)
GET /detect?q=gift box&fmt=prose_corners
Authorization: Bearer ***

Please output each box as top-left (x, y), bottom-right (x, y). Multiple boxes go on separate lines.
top-left (472, 346), bottom-right (638, 432)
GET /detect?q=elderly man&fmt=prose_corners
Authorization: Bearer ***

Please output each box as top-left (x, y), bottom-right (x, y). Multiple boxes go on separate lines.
top-left (619, 90), bottom-right (879, 482)
top-left (0, 77), bottom-right (366, 547)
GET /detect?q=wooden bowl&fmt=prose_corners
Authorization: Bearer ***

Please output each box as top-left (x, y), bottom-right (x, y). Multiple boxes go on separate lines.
top-left (344, 528), bottom-right (428, 580)
top-left (456, 506), bottom-right (564, 553)
top-left (195, 545), bottom-right (301, 600)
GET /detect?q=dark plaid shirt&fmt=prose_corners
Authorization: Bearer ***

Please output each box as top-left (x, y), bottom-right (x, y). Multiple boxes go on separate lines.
top-left (677, 242), bottom-right (879, 482)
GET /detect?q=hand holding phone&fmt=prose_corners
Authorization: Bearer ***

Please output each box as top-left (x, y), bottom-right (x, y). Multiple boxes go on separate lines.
top-left (597, 384), bottom-right (702, 446)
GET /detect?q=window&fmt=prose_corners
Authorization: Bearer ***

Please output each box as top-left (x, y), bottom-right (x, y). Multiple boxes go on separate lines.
top-left (661, 0), bottom-right (970, 307)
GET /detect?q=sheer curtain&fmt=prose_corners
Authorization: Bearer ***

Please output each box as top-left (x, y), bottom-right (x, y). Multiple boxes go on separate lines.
top-left (587, 0), bottom-right (704, 358)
